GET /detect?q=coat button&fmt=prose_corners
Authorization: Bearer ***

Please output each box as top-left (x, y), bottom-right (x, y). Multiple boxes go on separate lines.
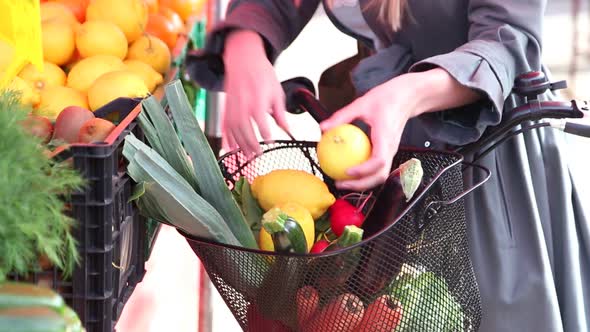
top-left (424, 141), bottom-right (431, 148)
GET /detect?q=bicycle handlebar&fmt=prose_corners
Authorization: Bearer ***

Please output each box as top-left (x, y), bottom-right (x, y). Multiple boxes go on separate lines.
top-left (282, 71), bottom-right (590, 156)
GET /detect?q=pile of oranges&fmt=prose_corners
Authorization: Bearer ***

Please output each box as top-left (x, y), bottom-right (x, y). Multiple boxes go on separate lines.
top-left (7, 0), bottom-right (205, 120)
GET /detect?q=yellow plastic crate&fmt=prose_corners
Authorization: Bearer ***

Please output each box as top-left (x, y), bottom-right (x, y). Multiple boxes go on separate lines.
top-left (0, 0), bottom-right (44, 89)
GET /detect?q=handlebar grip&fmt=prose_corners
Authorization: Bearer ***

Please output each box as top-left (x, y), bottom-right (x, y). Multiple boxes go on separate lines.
top-left (564, 122), bottom-right (590, 138)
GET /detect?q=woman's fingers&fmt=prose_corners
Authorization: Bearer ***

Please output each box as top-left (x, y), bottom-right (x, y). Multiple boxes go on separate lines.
top-left (271, 89), bottom-right (291, 136)
top-left (319, 99), bottom-right (365, 131)
top-left (336, 126), bottom-right (397, 191)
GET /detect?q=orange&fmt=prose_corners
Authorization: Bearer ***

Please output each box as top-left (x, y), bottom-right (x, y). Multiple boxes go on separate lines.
top-left (145, 0), bottom-right (158, 14)
top-left (86, 0), bottom-right (149, 43)
top-left (159, 6), bottom-right (186, 35)
top-left (126, 35), bottom-right (171, 74)
top-left (41, 2), bottom-right (80, 27)
top-left (145, 13), bottom-right (178, 50)
top-left (42, 20), bottom-right (76, 66)
top-left (53, 0), bottom-right (90, 22)
top-left (159, 0), bottom-right (205, 22)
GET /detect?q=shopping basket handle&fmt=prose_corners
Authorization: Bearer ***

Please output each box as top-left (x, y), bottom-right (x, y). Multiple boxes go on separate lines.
top-left (417, 161), bottom-right (491, 231)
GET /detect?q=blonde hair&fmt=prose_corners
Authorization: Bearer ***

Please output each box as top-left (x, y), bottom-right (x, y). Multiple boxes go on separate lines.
top-left (326, 0), bottom-right (407, 31)
top-left (368, 0), bottom-right (406, 31)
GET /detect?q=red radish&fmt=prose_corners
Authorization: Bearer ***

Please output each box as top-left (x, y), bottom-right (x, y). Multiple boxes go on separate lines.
top-left (329, 198), bottom-right (366, 237)
top-left (310, 239), bottom-right (331, 254)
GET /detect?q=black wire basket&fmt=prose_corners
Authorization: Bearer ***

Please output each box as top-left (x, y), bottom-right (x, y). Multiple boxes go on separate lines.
top-left (182, 141), bottom-right (486, 332)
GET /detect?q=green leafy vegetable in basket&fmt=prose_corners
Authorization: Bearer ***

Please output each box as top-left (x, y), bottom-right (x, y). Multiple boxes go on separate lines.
top-left (390, 271), bottom-right (465, 332)
top-left (0, 90), bottom-right (84, 281)
top-left (232, 176), bottom-right (263, 240)
top-left (123, 80), bottom-right (259, 249)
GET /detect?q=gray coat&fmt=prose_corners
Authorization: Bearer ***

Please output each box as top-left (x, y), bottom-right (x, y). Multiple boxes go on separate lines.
top-left (187, 1), bottom-right (590, 331)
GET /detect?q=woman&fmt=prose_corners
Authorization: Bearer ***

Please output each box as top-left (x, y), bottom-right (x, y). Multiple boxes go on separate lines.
top-left (186, 0), bottom-right (589, 331)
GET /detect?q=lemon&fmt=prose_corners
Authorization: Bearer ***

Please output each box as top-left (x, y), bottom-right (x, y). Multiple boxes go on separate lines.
top-left (123, 60), bottom-right (164, 92)
top-left (87, 70), bottom-right (149, 111)
top-left (18, 61), bottom-right (67, 95)
top-left (67, 55), bottom-right (125, 92)
top-left (75, 20), bottom-right (129, 60)
top-left (317, 124), bottom-right (372, 180)
top-left (251, 169), bottom-right (335, 220)
top-left (42, 20), bottom-right (76, 66)
top-left (259, 202), bottom-right (315, 252)
top-left (35, 86), bottom-right (88, 120)
top-left (5, 77), bottom-right (41, 106)
top-left (127, 35), bottom-right (171, 74)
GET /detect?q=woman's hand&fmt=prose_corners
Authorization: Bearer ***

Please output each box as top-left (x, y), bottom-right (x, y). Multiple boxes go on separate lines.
top-left (319, 75), bottom-right (419, 191)
top-left (320, 68), bottom-right (481, 191)
top-left (223, 30), bottom-right (290, 156)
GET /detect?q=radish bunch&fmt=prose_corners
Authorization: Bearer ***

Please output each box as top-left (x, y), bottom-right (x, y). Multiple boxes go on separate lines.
top-left (310, 193), bottom-right (372, 254)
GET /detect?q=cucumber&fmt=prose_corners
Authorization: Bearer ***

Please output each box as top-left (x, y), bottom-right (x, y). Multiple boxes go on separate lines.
top-left (262, 207), bottom-right (308, 254)
top-left (326, 225), bottom-right (364, 251)
top-left (0, 282), bottom-right (65, 314)
top-left (0, 306), bottom-right (67, 332)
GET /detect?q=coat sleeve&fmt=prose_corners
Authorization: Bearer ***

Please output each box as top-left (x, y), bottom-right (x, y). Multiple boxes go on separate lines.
top-left (184, 0), bottom-right (321, 91)
top-left (408, 0), bottom-right (546, 146)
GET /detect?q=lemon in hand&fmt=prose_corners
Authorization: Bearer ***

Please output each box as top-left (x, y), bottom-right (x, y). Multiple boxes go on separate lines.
top-left (317, 124), bottom-right (372, 180)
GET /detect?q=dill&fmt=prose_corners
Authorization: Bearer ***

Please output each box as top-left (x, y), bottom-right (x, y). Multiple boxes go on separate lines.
top-left (0, 90), bottom-right (85, 281)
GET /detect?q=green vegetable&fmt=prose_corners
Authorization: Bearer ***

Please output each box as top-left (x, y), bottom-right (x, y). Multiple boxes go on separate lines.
top-left (314, 212), bottom-right (332, 240)
top-left (326, 225), bottom-right (363, 251)
top-left (165, 82), bottom-right (258, 249)
top-left (0, 281), bottom-right (84, 332)
top-left (123, 135), bottom-right (241, 246)
top-left (0, 283), bottom-right (65, 314)
top-left (0, 306), bottom-right (67, 332)
top-left (139, 97), bottom-right (199, 192)
top-left (390, 271), bottom-right (465, 332)
top-left (236, 177), bottom-right (263, 239)
top-left (262, 208), bottom-right (308, 254)
top-left (0, 91), bottom-right (84, 280)
top-left (124, 80), bottom-right (258, 249)
top-left (62, 306), bottom-right (84, 332)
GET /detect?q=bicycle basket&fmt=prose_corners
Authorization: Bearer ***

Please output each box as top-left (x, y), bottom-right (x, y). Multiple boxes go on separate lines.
top-left (182, 141), bottom-right (482, 332)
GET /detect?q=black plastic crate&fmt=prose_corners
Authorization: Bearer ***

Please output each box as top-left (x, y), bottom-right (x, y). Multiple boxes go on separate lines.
top-left (9, 97), bottom-right (160, 332)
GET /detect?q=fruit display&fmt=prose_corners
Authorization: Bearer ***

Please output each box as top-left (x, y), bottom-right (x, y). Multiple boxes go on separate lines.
top-left (1, 0), bottom-right (203, 150)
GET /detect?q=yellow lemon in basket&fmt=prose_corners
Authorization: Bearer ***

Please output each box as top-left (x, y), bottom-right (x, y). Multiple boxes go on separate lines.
top-left (87, 70), bottom-right (149, 111)
top-left (251, 169), bottom-right (336, 220)
top-left (18, 61), bottom-right (67, 95)
top-left (259, 202), bottom-right (315, 252)
top-left (317, 124), bottom-right (372, 181)
top-left (127, 35), bottom-right (172, 74)
top-left (42, 20), bottom-right (76, 66)
top-left (75, 20), bottom-right (129, 60)
top-left (35, 86), bottom-right (88, 120)
top-left (67, 55), bottom-right (125, 93)
top-left (86, 0), bottom-right (149, 43)
top-left (123, 60), bottom-right (164, 92)
top-left (5, 77), bottom-right (41, 106)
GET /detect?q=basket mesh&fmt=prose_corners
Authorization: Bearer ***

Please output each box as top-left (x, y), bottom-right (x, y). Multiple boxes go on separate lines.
top-left (184, 141), bottom-right (482, 332)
